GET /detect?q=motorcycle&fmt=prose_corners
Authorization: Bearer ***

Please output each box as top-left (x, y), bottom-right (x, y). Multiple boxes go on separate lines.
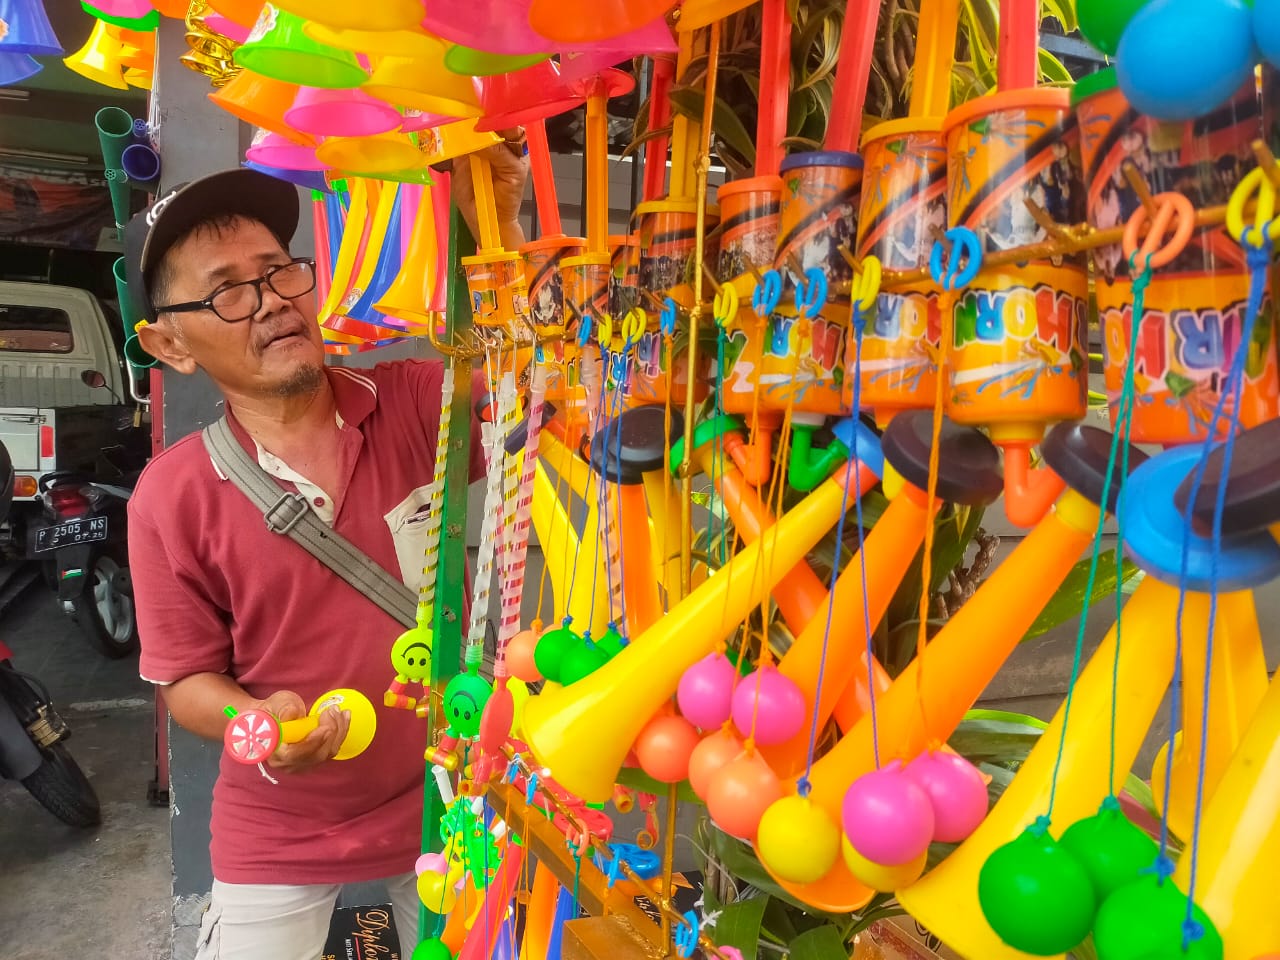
top-left (32, 461), bottom-right (137, 659)
top-left (0, 440), bottom-right (101, 827)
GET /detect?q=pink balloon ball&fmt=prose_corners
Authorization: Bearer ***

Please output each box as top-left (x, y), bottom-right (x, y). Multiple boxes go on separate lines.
top-left (416, 852), bottom-right (446, 876)
top-left (904, 750), bottom-right (990, 843)
top-left (841, 761), bottom-right (936, 866)
top-left (676, 653), bottom-right (737, 730)
top-left (716, 950), bottom-right (744, 960)
top-left (730, 664), bottom-right (806, 745)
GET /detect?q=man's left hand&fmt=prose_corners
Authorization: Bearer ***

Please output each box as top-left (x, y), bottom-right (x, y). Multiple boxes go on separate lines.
top-left (450, 127), bottom-right (530, 250)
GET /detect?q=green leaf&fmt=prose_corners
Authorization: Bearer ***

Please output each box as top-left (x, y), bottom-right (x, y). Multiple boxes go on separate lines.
top-left (761, 896), bottom-right (801, 944)
top-left (787, 924), bottom-right (848, 960)
top-left (709, 896), bottom-right (768, 957)
top-left (667, 87), bottom-right (758, 167)
top-left (950, 709), bottom-right (1048, 770)
top-left (1024, 554), bottom-right (1141, 642)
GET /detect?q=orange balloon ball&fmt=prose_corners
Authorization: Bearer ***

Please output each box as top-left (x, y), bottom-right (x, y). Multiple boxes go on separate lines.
top-left (634, 713), bottom-right (701, 783)
top-left (506, 629), bottom-right (542, 682)
top-left (688, 728), bottom-right (744, 799)
top-left (706, 752), bottom-right (781, 842)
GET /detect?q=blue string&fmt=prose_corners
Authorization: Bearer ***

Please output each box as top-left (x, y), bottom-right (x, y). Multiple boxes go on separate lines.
top-left (579, 354), bottom-right (613, 636)
top-left (614, 337), bottom-right (635, 636)
top-left (594, 343), bottom-right (628, 636)
top-left (713, 326), bottom-right (729, 565)
top-left (1044, 255), bottom-right (1151, 823)
top-left (1108, 308), bottom-right (1138, 800)
top-left (1166, 231), bottom-right (1271, 950)
top-left (797, 305), bottom-right (868, 795)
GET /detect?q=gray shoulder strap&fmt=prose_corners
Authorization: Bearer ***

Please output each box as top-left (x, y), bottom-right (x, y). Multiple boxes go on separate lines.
top-left (201, 416), bottom-right (417, 630)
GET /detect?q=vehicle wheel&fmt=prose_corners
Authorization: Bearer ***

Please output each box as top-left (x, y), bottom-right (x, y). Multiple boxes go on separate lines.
top-left (71, 555), bottom-right (138, 658)
top-left (0, 667), bottom-right (101, 828)
top-left (21, 742), bottom-right (101, 828)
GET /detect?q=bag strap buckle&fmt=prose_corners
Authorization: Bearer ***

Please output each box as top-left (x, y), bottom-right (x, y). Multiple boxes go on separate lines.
top-left (263, 491), bottom-right (309, 534)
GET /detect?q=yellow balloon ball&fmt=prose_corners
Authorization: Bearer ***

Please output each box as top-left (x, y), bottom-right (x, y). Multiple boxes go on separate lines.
top-left (757, 795), bottom-right (842, 884)
top-left (416, 871), bottom-right (459, 914)
top-left (841, 836), bottom-right (927, 892)
top-left (506, 677), bottom-right (530, 739)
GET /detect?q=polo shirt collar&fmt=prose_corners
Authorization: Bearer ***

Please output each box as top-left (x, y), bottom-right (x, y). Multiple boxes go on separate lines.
top-left (327, 366), bottom-right (379, 427)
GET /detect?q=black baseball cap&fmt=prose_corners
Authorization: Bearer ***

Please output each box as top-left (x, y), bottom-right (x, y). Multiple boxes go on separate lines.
top-left (125, 168), bottom-right (301, 324)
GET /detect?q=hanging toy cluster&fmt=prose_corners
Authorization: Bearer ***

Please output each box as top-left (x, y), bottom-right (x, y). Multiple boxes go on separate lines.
top-left (35, 0), bottom-right (1280, 955)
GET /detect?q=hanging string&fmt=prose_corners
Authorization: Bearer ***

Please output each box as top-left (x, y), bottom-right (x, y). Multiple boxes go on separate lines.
top-left (1041, 255), bottom-right (1151, 826)
top-left (1107, 268), bottom-right (1142, 799)
top-left (1168, 230), bottom-right (1272, 949)
top-left (798, 304), bottom-right (870, 796)
top-left (593, 338), bottom-right (627, 639)
top-left (614, 335), bottom-right (637, 639)
top-left (911, 289), bottom-right (953, 747)
top-left (712, 322), bottom-right (730, 565)
top-left (537, 345), bottom-right (576, 624)
top-left (561, 347), bottom-right (609, 631)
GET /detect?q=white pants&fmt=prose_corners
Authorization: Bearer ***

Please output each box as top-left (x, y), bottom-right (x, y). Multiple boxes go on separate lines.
top-left (193, 872), bottom-right (420, 960)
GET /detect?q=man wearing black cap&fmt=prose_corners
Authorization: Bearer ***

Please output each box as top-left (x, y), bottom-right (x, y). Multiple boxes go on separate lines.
top-left (125, 140), bottom-right (527, 960)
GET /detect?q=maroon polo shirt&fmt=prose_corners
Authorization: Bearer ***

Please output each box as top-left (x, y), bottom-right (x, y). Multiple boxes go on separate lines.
top-left (130, 359), bottom-right (485, 885)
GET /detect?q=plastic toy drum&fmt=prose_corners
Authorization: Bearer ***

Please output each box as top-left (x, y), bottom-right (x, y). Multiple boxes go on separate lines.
top-left (1074, 68), bottom-right (1280, 445)
top-left (635, 198), bottom-right (719, 311)
top-left (716, 175), bottom-right (783, 293)
top-left (942, 89), bottom-right (1089, 433)
top-left (462, 249), bottom-right (528, 328)
top-left (521, 234), bottom-right (584, 337)
top-left (751, 152), bottom-right (864, 414)
top-left (776, 151), bottom-right (862, 303)
top-left (849, 119), bottom-right (948, 425)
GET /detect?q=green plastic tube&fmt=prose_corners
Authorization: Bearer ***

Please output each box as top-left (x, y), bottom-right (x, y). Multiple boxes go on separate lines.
top-left (96, 106), bottom-right (137, 236)
top-left (113, 256), bottom-right (156, 370)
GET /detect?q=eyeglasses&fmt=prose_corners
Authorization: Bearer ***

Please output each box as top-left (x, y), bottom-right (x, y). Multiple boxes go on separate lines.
top-left (154, 258), bottom-right (317, 323)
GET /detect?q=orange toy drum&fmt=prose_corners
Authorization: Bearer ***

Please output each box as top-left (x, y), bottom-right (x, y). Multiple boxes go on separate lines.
top-left (942, 89), bottom-right (1089, 433)
top-left (521, 235), bottom-right (584, 336)
top-left (1074, 68), bottom-right (1279, 445)
top-left (755, 151), bottom-right (864, 415)
top-left (717, 175), bottom-right (783, 292)
top-left (776, 151), bottom-right (863, 303)
top-left (462, 250), bottom-right (527, 328)
top-left (850, 119), bottom-right (948, 425)
top-left (635, 199), bottom-right (719, 311)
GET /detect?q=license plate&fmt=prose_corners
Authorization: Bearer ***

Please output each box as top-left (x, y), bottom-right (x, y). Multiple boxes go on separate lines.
top-left (32, 517), bottom-right (107, 554)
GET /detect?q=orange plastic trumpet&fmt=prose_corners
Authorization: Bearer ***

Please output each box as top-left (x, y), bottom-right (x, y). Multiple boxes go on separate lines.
top-left (762, 486), bottom-right (1100, 910)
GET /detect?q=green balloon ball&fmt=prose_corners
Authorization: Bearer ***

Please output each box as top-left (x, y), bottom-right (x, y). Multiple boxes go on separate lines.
top-left (411, 938), bottom-right (453, 960)
top-left (1077, 0), bottom-right (1153, 56)
top-left (1094, 875), bottom-right (1223, 960)
top-left (533, 626), bottom-right (578, 683)
top-left (978, 827), bottom-right (1098, 956)
top-left (596, 625), bottom-right (626, 659)
top-left (1058, 804), bottom-right (1159, 901)
top-left (559, 640), bottom-right (610, 685)
top-left (442, 671), bottom-right (492, 738)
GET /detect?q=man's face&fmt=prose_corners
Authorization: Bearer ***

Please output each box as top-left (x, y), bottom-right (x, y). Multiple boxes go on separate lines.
top-left (142, 218), bottom-right (325, 400)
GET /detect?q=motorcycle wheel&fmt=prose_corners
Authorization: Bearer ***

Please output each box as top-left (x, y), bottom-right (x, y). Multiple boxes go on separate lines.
top-left (71, 554), bottom-right (138, 659)
top-left (21, 742), bottom-right (101, 828)
top-left (0, 668), bottom-right (101, 828)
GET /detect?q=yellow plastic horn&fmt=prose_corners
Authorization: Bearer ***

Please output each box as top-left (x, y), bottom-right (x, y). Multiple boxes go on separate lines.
top-left (529, 456), bottom-right (611, 629)
top-left (64, 19), bottom-right (128, 90)
top-left (269, 0), bottom-right (423, 31)
top-left (1150, 589), bottom-right (1268, 840)
top-left (1172, 644), bottom-right (1280, 960)
top-left (520, 465), bottom-right (867, 804)
top-left (363, 44), bottom-right (483, 118)
top-left (374, 182), bottom-right (439, 328)
top-left (761, 489), bottom-right (1101, 911)
top-left (302, 21), bottom-right (438, 58)
top-left (897, 576), bottom-right (1198, 960)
